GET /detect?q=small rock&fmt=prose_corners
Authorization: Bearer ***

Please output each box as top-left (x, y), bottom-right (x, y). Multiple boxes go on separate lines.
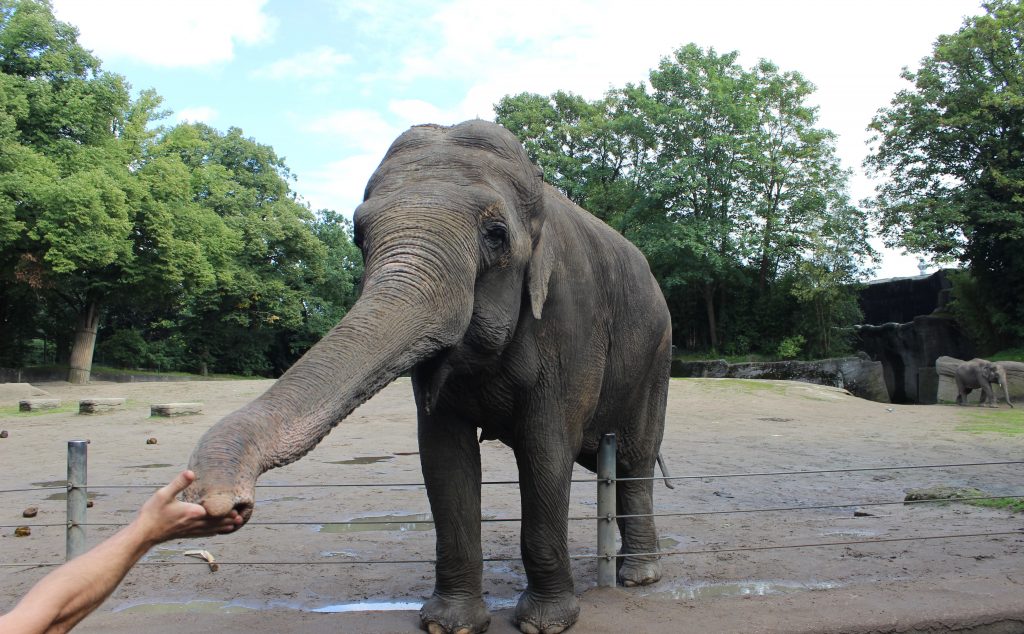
top-left (0, 430), bottom-right (8, 438)
top-left (14, 526), bottom-right (30, 537)
top-left (853, 508), bottom-right (875, 517)
top-left (22, 506), bottom-right (38, 518)
top-left (87, 499), bottom-right (94, 508)
top-left (146, 437), bottom-right (158, 445)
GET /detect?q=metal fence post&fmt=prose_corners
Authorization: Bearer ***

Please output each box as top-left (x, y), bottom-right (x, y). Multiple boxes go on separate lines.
top-left (67, 440), bottom-right (88, 561)
top-left (597, 433), bottom-right (617, 587)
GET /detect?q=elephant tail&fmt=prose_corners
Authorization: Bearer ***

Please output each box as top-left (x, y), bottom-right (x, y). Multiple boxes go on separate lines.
top-left (657, 453), bottom-right (675, 489)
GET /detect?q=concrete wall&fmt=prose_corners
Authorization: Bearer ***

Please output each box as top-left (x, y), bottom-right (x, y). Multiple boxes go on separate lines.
top-left (671, 356), bottom-right (890, 403)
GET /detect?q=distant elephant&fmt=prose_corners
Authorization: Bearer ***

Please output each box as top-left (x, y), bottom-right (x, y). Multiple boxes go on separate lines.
top-left (955, 358), bottom-right (1013, 408)
top-left (185, 120), bottom-right (672, 634)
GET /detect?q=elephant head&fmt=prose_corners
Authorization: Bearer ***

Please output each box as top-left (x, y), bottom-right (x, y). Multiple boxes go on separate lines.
top-left (993, 363), bottom-right (1014, 408)
top-left (184, 121), bottom-right (551, 520)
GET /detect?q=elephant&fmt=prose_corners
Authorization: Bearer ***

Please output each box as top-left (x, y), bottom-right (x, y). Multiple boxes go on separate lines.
top-left (184, 120), bottom-right (672, 634)
top-left (955, 358), bottom-right (1013, 408)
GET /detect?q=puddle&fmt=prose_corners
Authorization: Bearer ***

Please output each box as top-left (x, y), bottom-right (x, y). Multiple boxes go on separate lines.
top-left (125, 463), bottom-right (173, 469)
top-left (819, 529), bottom-right (879, 538)
top-left (117, 596), bottom-right (520, 616)
top-left (318, 513), bottom-right (433, 533)
top-left (114, 600), bottom-right (257, 615)
top-left (319, 549), bottom-right (360, 558)
top-left (313, 601), bottom-right (423, 613)
top-left (257, 496), bottom-right (306, 503)
top-left (313, 596), bottom-right (518, 613)
top-left (46, 491), bottom-right (104, 501)
top-left (649, 580), bottom-right (840, 601)
top-left (32, 480), bottom-right (67, 488)
top-left (143, 547), bottom-right (186, 561)
top-left (327, 456), bottom-right (393, 465)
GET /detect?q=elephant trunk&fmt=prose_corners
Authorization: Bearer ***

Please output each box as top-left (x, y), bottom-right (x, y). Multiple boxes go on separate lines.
top-left (186, 213), bottom-right (476, 520)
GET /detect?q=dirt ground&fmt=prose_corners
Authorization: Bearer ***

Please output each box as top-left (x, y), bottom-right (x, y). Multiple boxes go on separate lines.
top-left (1, 377), bottom-right (1022, 633)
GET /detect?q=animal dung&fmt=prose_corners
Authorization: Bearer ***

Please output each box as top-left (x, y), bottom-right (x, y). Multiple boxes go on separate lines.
top-left (86, 499), bottom-right (94, 508)
top-left (0, 430), bottom-right (8, 438)
top-left (22, 506), bottom-right (37, 518)
top-left (146, 437), bottom-right (158, 445)
top-left (14, 526), bottom-right (30, 537)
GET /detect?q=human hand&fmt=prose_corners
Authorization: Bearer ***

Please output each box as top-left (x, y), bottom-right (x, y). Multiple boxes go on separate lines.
top-left (133, 471), bottom-right (244, 545)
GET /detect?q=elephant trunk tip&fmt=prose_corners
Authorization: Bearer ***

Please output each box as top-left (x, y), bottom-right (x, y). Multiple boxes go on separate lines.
top-left (200, 491), bottom-right (254, 523)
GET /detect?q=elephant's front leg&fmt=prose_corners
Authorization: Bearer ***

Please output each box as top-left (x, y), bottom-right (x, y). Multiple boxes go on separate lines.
top-left (512, 416), bottom-right (580, 634)
top-left (418, 412), bottom-right (490, 634)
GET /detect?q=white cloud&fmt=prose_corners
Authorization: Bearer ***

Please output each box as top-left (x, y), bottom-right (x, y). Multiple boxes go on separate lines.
top-left (305, 109), bottom-right (399, 153)
top-left (175, 106), bottom-right (218, 124)
top-left (52, 0), bottom-right (275, 68)
top-left (296, 154), bottom-right (383, 217)
top-left (251, 46), bottom-right (353, 80)
top-left (387, 99), bottom-right (451, 126)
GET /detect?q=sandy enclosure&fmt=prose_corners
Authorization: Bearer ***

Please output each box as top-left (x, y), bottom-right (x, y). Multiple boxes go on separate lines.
top-left (1, 377), bottom-right (1022, 633)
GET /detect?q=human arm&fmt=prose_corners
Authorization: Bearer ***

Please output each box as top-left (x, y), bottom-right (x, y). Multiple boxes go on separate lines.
top-left (0, 470), bottom-right (242, 634)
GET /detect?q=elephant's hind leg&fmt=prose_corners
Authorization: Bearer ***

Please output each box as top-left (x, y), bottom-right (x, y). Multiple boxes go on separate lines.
top-left (614, 378), bottom-right (666, 587)
top-left (615, 468), bottom-right (662, 587)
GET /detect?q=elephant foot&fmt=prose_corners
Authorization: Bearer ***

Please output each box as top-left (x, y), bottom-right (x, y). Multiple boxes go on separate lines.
top-left (617, 557), bottom-right (662, 587)
top-left (513, 590), bottom-right (579, 634)
top-left (419, 594), bottom-right (490, 634)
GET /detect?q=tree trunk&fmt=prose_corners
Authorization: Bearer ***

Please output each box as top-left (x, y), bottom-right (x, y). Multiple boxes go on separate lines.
top-left (68, 301), bottom-right (100, 384)
top-left (703, 283), bottom-right (719, 351)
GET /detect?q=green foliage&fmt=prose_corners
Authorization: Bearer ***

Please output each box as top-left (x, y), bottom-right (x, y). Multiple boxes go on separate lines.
top-left (496, 44), bottom-right (874, 358)
top-left (866, 0), bottom-right (1024, 347)
top-left (0, 0), bottom-right (363, 376)
top-left (989, 348), bottom-right (1024, 362)
top-left (776, 335), bottom-right (806, 359)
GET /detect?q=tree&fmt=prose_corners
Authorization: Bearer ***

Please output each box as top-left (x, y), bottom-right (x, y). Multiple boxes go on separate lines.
top-left (496, 44), bottom-right (874, 356)
top-left (866, 0), bottom-right (1024, 348)
top-left (0, 0), bottom-right (147, 381)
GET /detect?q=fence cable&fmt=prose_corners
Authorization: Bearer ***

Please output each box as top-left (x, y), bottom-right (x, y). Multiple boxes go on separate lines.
top-left (4, 529), bottom-right (1018, 569)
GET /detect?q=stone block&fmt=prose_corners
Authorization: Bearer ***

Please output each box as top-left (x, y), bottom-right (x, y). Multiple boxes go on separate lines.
top-left (19, 398), bottom-right (61, 412)
top-left (79, 398), bottom-right (126, 414)
top-left (150, 402), bottom-right (203, 417)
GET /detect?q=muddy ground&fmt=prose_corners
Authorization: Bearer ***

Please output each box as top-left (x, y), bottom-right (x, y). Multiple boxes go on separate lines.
top-left (1, 377), bottom-right (1022, 633)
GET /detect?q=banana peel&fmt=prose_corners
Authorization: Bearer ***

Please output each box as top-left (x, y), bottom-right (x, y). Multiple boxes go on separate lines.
top-left (183, 549), bottom-right (219, 572)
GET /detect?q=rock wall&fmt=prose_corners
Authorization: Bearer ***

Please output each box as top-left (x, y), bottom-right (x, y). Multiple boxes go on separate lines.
top-left (671, 357), bottom-right (889, 403)
top-left (859, 270), bottom-right (952, 325)
top-left (854, 315), bottom-right (974, 404)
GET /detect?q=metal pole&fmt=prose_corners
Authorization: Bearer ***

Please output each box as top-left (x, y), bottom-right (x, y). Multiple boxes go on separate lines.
top-left (67, 440), bottom-right (88, 561)
top-left (597, 433), bottom-right (617, 587)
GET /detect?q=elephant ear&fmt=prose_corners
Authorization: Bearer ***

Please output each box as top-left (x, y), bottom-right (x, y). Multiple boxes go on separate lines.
top-left (527, 223), bottom-right (553, 320)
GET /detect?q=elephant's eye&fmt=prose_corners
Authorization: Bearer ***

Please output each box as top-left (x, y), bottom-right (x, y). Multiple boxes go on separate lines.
top-left (484, 223), bottom-right (507, 249)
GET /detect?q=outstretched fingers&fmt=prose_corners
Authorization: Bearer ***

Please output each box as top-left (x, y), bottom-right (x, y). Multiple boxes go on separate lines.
top-left (137, 471), bottom-right (244, 543)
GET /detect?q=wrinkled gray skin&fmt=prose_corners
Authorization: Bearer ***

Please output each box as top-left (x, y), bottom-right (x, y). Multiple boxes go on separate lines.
top-left (955, 358), bottom-right (1013, 408)
top-left (184, 120), bottom-right (671, 634)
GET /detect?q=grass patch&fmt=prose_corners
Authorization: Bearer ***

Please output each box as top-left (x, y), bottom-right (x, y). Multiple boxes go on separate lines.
top-left (0, 403), bottom-right (78, 417)
top-left (673, 377), bottom-right (788, 395)
top-left (968, 497), bottom-right (1024, 513)
top-left (906, 486), bottom-right (1024, 513)
top-left (989, 348), bottom-right (1024, 362)
top-left (91, 365), bottom-right (254, 380)
top-left (955, 409), bottom-right (1024, 436)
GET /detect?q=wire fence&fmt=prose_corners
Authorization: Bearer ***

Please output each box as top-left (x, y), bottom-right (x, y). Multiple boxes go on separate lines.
top-left (0, 442), bottom-right (1021, 579)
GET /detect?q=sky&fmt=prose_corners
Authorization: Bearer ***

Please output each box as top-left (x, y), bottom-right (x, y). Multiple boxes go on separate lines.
top-left (51, 0), bottom-right (985, 280)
